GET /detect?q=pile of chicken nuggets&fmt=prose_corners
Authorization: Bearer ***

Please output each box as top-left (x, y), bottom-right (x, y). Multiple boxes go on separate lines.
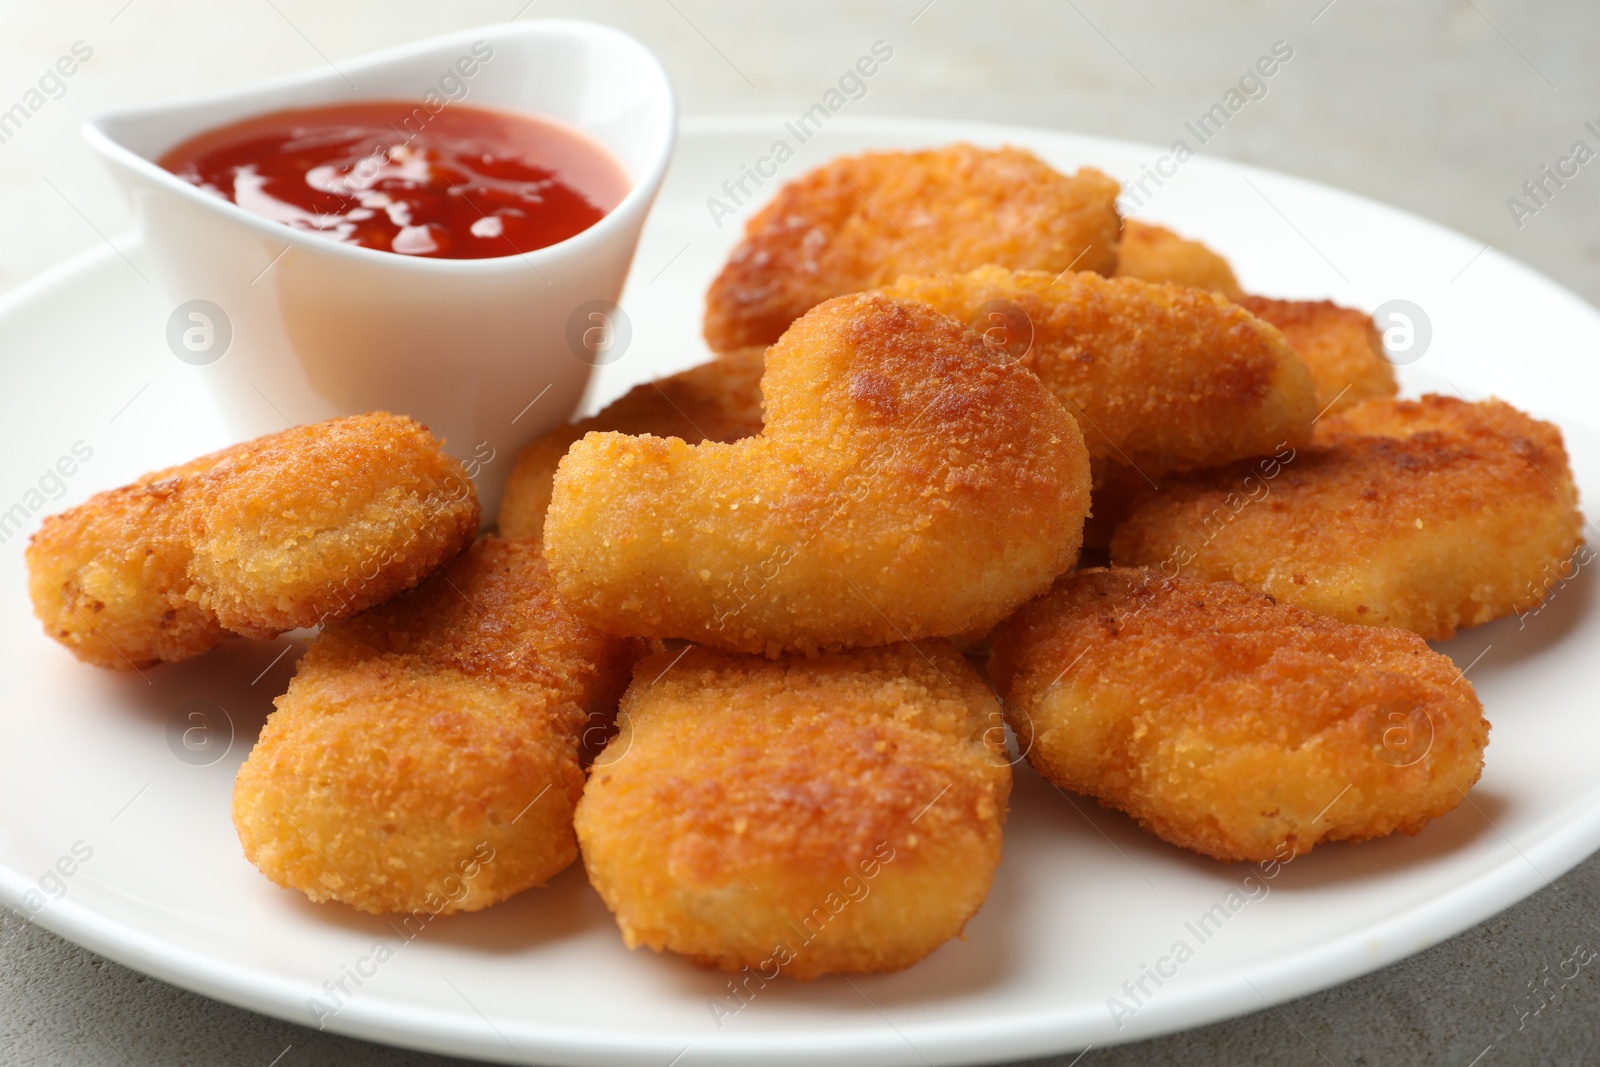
top-left (27, 143), bottom-right (1585, 982)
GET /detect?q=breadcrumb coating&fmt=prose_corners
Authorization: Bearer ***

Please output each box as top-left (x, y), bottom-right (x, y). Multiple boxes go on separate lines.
top-left (576, 642), bottom-right (1010, 978)
top-left (1237, 295), bottom-right (1397, 417)
top-left (25, 448), bottom-right (242, 669)
top-left (704, 144), bottom-right (1121, 351)
top-left (1110, 395), bottom-right (1585, 639)
top-left (879, 266), bottom-right (1316, 482)
top-left (544, 293), bottom-right (1091, 654)
top-left (1113, 220), bottom-right (1243, 298)
top-left (1108, 222), bottom-right (1397, 418)
top-left (186, 414), bottom-right (480, 636)
top-left (27, 413), bottom-right (477, 668)
top-left (232, 537), bottom-right (632, 915)
top-left (498, 347), bottom-right (766, 542)
top-left (990, 568), bottom-right (1489, 862)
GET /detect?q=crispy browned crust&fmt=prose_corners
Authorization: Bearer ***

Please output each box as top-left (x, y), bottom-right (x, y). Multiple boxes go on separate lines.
top-left (185, 414), bottom-right (480, 635)
top-left (703, 144), bottom-right (1122, 351)
top-left (1113, 221), bottom-right (1243, 298)
top-left (1236, 295), bottom-right (1397, 417)
top-left (576, 642), bottom-right (1010, 978)
top-left (544, 293), bottom-right (1092, 654)
top-left (879, 266), bottom-right (1316, 481)
top-left (27, 413), bottom-right (478, 668)
top-left (1110, 395), bottom-right (1585, 639)
top-left (232, 537), bottom-right (633, 915)
top-left (26, 447), bottom-right (240, 669)
top-left (991, 568), bottom-right (1489, 862)
top-left (1315, 391), bottom-right (1498, 442)
top-left (498, 347), bottom-right (767, 542)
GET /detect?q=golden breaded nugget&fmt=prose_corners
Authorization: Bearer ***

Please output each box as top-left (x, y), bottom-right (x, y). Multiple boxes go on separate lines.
top-left (704, 144), bottom-right (1121, 351)
top-left (27, 413), bottom-right (478, 668)
top-left (1111, 395), bottom-right (1584, 639)
top-left (24, 448), bottom-right (244, 669)
top-left (233, 537), bottom-right (631, 915)
top-left (879, 266), bottom-right (1316, 482)
top-left (1319, 390), bottom-right (1493, 442)
top-left (186, 414), bottom-right (480, 636)
top-left (544, 293), bottom-right (1091, 655)
top-left (498, 347), bottom-right (766, 541)
top-left (1237, 295), bottom-right (1397, 416)
top-left (1113, 220), bottom-right (1243, 298)
top-left (991, 569), bottom-right (1489, 862)
top-left (577, 642), bottom-right (1010, 978)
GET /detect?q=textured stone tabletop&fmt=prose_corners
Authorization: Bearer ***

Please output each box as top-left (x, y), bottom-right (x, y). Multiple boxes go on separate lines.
top-left (3, 1), bottom-right (1598, 1064)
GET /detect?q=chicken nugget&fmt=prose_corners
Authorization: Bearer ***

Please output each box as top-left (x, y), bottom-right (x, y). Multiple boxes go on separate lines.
top-left (232, 537), bottom-right (632, 914)
top-left (576, 642), bottom-right (1010, 978)
top-left (704, 144), bottom-right (1121, 351)
top-left (185, 414), bottom-right (480, 636)
top-left (25, 448), bottom-right (245, 669)
top-left (879, 266), bottom-right (1316, 482)
top-left (1112, 220), bottom-right (1243, 298)
top-left (27, 413), bottom-right (478, 668)
top-left (498, 347), bottom-right (766, 541)
top-left (1318, 390), bottom-right (1494, 442)
top-left (1110, 395), bottom-right (1584, 639)
top-left (544, 293), bottom-right (1091, 655)
top-left (991, 569), bottom-right (1489, 862)
top-left (1105, 223), bottom-right (1391, 418)
top-left (1237, 295), bottom-right (1397, 417)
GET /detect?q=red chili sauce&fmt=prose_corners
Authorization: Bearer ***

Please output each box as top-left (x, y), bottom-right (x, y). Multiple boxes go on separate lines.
top-left (159, 100), bottom-right (629, 259)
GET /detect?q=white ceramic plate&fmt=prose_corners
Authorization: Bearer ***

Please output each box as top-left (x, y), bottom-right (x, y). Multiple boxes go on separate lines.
top-left (1, 115), bottom-right (1597, 1067)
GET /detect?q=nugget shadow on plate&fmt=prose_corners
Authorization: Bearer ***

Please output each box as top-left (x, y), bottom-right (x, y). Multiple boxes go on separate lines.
top-left (271, 862), bottom-right (611, 953)
top-left (407, 864), bottom-right (615, 953)
top-left (1011, 752), bottom-right (1505, 893)
top-left (98, 633), bottom-right (306, 752)
top-left (632, 895), bottom-right (1024, 1013)
top-left (1006, 760), bottom-right (1160, 873)
top-left (1138, 788), bottom-right (1510, 894)
top-left (613, 927), bottom-right (1021, 1011)
top-left (1240, 789), bottom-right (1511, 892)
top-left (1430, 559), bottom-right (1595, 673)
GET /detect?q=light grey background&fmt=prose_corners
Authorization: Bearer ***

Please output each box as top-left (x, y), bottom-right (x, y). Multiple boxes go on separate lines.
top-left (3, 1), bottom-right (1598, 1063)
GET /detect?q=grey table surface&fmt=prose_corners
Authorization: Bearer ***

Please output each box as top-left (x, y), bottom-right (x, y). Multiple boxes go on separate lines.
top-left (3, 1), bottom-right (1598, 1063)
